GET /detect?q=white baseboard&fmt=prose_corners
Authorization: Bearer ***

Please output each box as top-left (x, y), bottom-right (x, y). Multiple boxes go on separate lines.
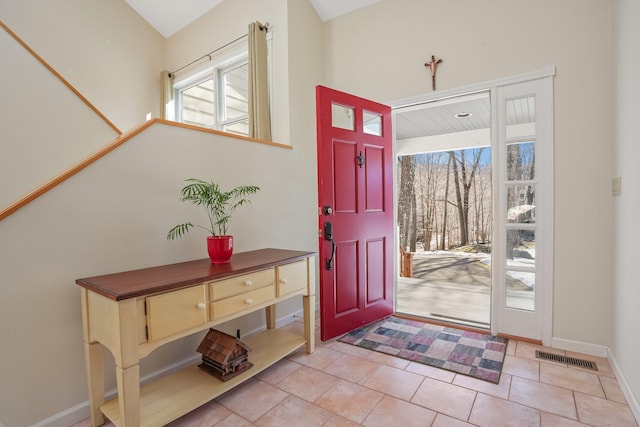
top-left (31, 353), bottom-right (201, 427)
top-left (33, 310), bottom-right (303, 427)
top-left (551, 336), bottom-right (609, 357)
top-left (31, 400), bottom-right (93, 427)
top-left (608, 349), bottom-right (640, 425)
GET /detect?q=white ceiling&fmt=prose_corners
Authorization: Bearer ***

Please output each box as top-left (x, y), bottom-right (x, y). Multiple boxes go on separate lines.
top-left (308, 0), bottom-right (381, 22)
top-left (124, 0), bottom-right (223, 38)
top-left (124, 0), bottom-right (381, 38)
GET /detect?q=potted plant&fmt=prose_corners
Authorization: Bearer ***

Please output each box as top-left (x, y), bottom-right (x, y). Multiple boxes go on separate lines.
top-left (167, 178), bottom-right (260, 264)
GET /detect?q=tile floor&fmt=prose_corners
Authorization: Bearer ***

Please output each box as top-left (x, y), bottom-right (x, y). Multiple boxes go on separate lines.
top-left (75, 317), bottom-right (638, 427)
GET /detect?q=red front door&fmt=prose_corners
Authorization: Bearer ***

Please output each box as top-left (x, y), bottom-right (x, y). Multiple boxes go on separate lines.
top-left (316, 86), bottom-right (394, 341)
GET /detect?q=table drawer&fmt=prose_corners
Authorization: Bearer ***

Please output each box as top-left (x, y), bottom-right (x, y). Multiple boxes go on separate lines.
top-left (146, 285), bottom-right (207, 342)
top-left (211, 285), bottom-right (275, 320)
top-left (210, 269), bottom-right (274, 301)
top-left (276, 261), bottom-right (308, 297)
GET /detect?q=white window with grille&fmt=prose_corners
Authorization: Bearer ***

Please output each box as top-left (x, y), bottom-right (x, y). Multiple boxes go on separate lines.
top-left (174, 49), bottom-right (249, 136)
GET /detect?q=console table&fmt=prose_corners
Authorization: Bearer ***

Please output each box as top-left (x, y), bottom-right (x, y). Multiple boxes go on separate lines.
top-left (77, 248), bottom-right (316, 427)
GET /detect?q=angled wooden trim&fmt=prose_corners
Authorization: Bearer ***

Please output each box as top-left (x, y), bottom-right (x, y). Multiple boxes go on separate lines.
top-left (0, 119), bottom-right (291, 221)
top-left (0, 20), bottom-right (122, 135)
top-left (0, 121), bottom-right (152, 221)
top-left (156, 119), bottom-right (293, 150)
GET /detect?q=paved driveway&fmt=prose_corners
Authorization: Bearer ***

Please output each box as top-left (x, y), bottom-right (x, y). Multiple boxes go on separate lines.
top-left (397, 253), bottom-right (491, 327)
top-left (412, 254), bottom-right (491, 287)
top-left (396, 252), bottom-right (532, 328)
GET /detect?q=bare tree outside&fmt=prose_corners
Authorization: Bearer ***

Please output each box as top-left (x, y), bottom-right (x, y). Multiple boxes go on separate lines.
top-left (506, 141), bottom-right (536, 259)
top-left (414, 152), bottom-right (446, 251)
top-left (395, 94), bottom-right (539, 325)
top-left (398, 147), bottom-right (492, 252)
top-left (449, 148), bottom-right (485, 247)
top-left (440, 154), bottom-right (451, 250)
top-left (398, 155), bottom-right (417, 251)
top-left (397, 146), bottom-right (494, 327)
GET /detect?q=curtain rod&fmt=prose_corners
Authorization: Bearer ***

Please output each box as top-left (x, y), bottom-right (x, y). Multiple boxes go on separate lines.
top-left (170, 22), bottom-right (269, 76)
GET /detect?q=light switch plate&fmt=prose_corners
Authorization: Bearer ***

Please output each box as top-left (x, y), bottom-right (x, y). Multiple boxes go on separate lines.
top-left (612, 177), bottom-right (622, 196)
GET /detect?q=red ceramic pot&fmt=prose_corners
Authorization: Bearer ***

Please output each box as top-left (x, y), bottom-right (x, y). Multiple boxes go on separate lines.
top-left (207, 235), bottom-right (233, 264)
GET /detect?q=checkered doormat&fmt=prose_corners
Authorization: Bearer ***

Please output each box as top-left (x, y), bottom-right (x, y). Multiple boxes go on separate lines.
top-left (338, 316), bottom-right (508, 384)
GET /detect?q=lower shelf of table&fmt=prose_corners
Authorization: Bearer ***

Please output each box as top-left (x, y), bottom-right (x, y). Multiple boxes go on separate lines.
top-left (101, 328), bottom-right (306, 427)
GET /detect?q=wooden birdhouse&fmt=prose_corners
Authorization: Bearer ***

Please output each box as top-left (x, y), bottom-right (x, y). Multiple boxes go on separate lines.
top-left (197, 328), bottom-right (252, 381)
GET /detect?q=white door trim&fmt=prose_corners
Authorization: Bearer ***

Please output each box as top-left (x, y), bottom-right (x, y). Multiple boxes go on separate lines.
top-left (492, 77), bottom-right (554, 345)
top-left (389, 66), bottom-right (555, 110)
top-left (390, 67), bottom-right (555, 345)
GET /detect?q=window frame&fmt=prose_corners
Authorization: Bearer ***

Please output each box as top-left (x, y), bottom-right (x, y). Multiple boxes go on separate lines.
top-left (173, 45), bottom-right (249, 135)
top-left (175, 71), bottom-right (216, 128)
top-left (217, 61), bottom-right (250, 135)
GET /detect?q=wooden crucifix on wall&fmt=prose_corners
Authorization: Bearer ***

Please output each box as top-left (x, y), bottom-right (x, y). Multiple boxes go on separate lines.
top-left (425, 55), bottom-right (443, 90)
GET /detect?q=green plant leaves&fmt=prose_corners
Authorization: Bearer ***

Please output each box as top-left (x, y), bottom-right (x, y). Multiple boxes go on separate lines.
top-left (166, 222), bottom-right (194, 240)
top-left (167, 179), bottom-right (260, 239)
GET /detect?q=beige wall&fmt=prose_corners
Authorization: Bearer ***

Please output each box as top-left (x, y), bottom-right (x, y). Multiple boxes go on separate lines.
top-left (2, 0), bottom-right (637, 424)
top-left (0, 26), bottom-right (118, 209)
top-left (286, 0), bottom-right (324, 225)
top-left (166, 0), bottom-right (292, 144)
top-left (0, 1), bottom-right (322, 425)
top-left (0, 0), bottom-right (165, 132)
top-left (612, 0), bottom-right (640, 410)
top-left (0, 123), bottom-right (317, 426)
top-left (323, 0), bottom-right (614, 347)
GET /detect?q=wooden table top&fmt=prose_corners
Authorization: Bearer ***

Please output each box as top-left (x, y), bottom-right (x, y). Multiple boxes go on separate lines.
top-left (76, 248), bottom-right (315, 301)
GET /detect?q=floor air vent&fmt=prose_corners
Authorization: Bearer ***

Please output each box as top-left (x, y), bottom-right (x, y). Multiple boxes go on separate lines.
top-left (535, 350), bottom-right (598, 371)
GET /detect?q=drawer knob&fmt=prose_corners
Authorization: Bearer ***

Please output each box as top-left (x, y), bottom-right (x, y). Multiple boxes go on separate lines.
top-left (245, 298), bottom-right (253, 305)
top-left (280, 278), bottom-right (288, 285)
top-left (244, 280), bottom-right (253, 287)
top-left (197, 303), bottom-right (206, 310)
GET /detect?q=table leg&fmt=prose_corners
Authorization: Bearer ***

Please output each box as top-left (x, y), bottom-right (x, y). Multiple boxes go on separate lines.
top-left (303, 294), bottom-right (315, 353)
top-left (84, 342), bottom-right (105, 426)
top-left (265, 304), bottom-right (276, 329)
top-left (81, 288), bottom-right (106, 426)
top-left (116, 364), bottom-right (140, 427)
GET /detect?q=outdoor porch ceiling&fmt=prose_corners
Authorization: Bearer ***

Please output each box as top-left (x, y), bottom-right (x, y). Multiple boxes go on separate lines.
top-left (395, 94), bottom-right (535, 141)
